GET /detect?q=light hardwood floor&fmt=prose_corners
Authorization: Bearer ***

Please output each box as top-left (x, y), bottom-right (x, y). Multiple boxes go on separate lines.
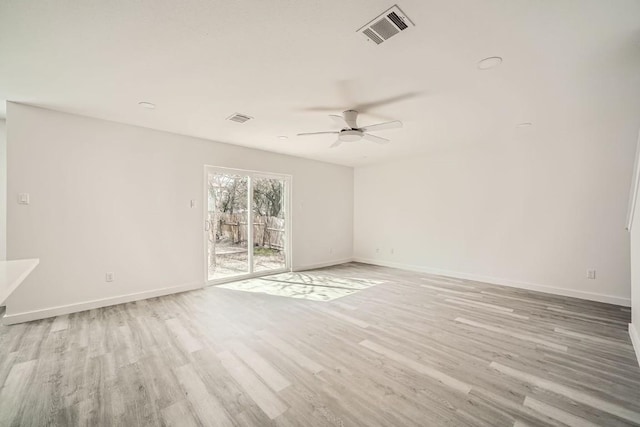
top-left (1, 262), bottom-right (639, 426)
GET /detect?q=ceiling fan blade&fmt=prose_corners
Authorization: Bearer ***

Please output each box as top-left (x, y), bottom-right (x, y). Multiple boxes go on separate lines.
top-left (329, 114), bottom-right (348, 128)
top-left (362, 133), bottom-right (390, 144)
top-left (354, 92), bottom-right (421, 112)
top-left (360, 120), bottom-right (403, 133)
top-left (300, 106), bottom-right (345, 112)
top-left (297, 131), bottom-right (339, 137)
top-left (330, 139), bottom-right (342, 148)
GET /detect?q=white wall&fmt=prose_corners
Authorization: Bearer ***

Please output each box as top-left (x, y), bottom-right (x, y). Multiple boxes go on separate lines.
top-left (631, 197), bottom-right (640, 363)
top-left (0, 119), bottom-right (6, 261)
top-left (354, 130), bottom-right (636, 306)
top-left (630, 137), bottom-right (640, 364)
top-left (5, 103), bottom-right (353, 321)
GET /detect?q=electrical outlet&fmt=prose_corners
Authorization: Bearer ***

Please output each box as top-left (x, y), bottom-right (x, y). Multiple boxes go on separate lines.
top-left (587, 269), bottom-right (596, 280)
top-left (376, 248), bottom-right (380, 253)
top-left (105, 272), bottom-right (114, 282)
top-left (390, 248), bottom-right (395, 255)
top-left (329, 247), bottom-right (333, 254)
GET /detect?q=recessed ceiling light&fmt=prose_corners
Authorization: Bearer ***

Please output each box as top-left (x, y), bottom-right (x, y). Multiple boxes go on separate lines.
top-left (278, 136), bottom-right (288, 140)
top-left (138, 101), bottom-right (156, 109)
top-left (477, 56), bottom-right (503, 70)
top-left (516, 122), bottom-right (533, 128)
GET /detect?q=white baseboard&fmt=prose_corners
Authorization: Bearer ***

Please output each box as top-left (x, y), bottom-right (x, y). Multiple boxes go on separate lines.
top-left (293, 258), bottom-right (354, 272)
top-left (352, 257), bottom-right (631, 307)
top-left (2, 281), bottom-right (204, 325)
top-left (630, 323), bottom-right (640, 367)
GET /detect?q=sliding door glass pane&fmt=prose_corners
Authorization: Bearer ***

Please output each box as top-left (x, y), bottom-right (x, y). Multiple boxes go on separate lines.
top-left (252, 177), bottom-right (286, 272)
top-left (208, 173), bottom-right (249, 280)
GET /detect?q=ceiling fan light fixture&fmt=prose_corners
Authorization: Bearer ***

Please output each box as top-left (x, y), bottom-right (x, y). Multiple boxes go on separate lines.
top-left (339, 130), bottom-right (364, 142)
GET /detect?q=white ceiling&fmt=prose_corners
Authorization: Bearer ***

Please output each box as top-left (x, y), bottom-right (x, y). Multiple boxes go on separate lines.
top-left (1, 0), bottom-right (639, 166)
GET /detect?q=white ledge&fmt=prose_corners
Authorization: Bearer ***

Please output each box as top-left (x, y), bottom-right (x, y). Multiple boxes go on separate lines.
top-left (0, 259), bottom-right (39, 306)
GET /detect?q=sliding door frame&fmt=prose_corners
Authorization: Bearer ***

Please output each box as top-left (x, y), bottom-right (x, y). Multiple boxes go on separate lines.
top-left (203, 165), bottom-right (292, 286)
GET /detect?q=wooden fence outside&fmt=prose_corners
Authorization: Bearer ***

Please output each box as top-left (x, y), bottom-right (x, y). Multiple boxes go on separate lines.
top-left (209, 212), bottom-right (285, 250)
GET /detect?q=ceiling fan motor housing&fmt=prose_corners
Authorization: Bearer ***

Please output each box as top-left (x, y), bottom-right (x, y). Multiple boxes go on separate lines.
top-left (343, 109), bottom-right (359, 129)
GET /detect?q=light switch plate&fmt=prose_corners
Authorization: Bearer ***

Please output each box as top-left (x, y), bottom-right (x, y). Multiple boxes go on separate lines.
top-left (18, 193), bottom-right (30, 205)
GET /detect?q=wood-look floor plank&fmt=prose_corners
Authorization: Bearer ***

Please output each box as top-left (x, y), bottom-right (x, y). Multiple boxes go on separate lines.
top-left (554, 327), bottom-right (632, 350)
top-left (332, 301), bottom-right (358, 311)
top-left (173, 363), bottom-right (234, 426)
top-left (256, 330), bottom-right (324, 374)
top-left (456, 317), bottom-right (568, 352)
top-left (161, 400), bottom-right (201, 427)
top-left (228, 341), bottom-right (291, 392)
top-left (523, 396), bottom-right (601, 427)
top-left (491, 361), bottom-right (640, 424)
top-left (446, 296), bottom-right (514, 312)
top-left (420, 283), bottom-right (477, 295)
top-left (359, 339), bottom-right (472, 394)
top-left (217, 350), bottom-right (288, 420)
top-left (0, 360), bottom-right (37, 424)
top-left (50, 315), bottom-right (69, 333)
top-left (319, 307), bottom-right (370, 328)
top-left (165, 318), bottom-right (204, 354)
top-left (421, 277), bottom-right (476, 289)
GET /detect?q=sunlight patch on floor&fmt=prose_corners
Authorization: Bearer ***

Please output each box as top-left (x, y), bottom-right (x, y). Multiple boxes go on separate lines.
top-left (217, 272), bottom-right (384, 301)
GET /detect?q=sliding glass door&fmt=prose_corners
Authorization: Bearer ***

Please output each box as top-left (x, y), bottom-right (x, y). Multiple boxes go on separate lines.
top-left (206, 167), bottom-right (290, 283)
top-left (252, 175), bottom-right (287, 273)
top-left (207, 172), bottom-right (250, 280)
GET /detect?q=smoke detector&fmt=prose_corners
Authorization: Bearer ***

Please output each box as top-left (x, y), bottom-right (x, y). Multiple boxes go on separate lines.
top-left (357, 5), bottom-right (414, 45)
top-left (226, 113), bottom-right (253, 123)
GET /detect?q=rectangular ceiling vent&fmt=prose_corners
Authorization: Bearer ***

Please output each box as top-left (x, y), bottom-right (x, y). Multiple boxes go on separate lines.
top-left (357, 5), bottom-right (414, 45)
top-left (226, 113), bottom-right (253, 123)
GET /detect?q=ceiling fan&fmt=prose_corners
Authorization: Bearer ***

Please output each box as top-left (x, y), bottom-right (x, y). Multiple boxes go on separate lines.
top-left (297, 110), bottom-right (402, 148)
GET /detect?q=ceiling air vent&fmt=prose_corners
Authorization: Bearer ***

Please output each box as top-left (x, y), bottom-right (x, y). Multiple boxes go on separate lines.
top-left (357, 5), bottom-right (414, 45)
top-left (226, 113), bottom-right (253, 123)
